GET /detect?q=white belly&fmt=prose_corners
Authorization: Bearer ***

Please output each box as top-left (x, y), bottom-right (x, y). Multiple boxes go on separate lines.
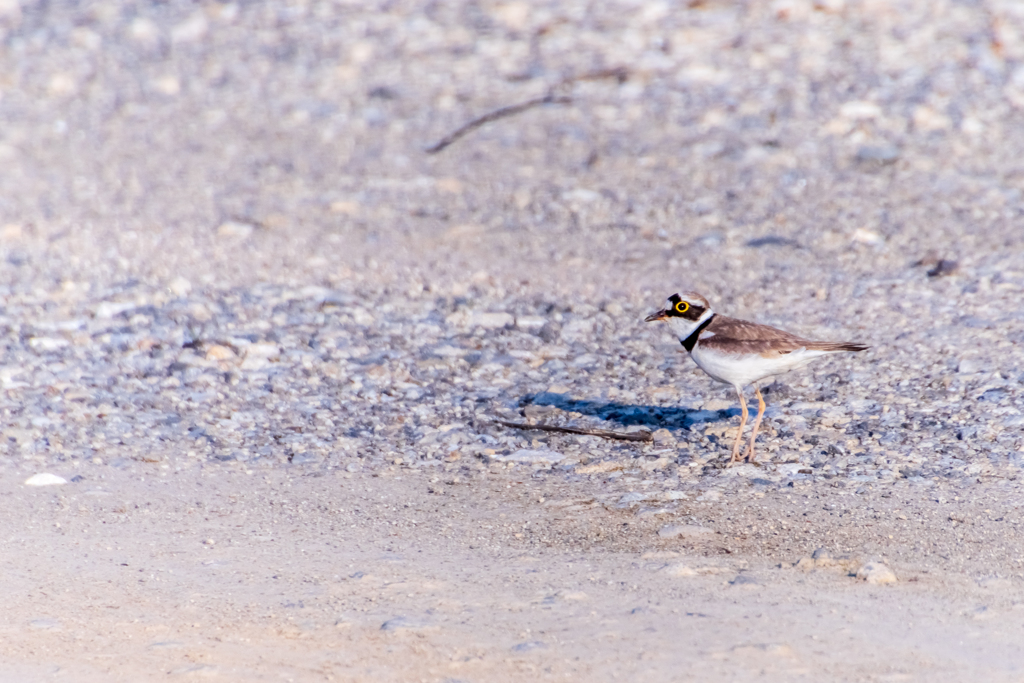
top-left (690, 344), bottom-right (830, 388)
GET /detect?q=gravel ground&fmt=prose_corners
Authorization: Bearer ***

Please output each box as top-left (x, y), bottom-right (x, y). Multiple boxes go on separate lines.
top-left (3, 0), bottom-right (1024, 680)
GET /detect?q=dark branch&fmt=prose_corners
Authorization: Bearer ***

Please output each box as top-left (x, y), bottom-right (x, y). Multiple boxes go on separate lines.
top-left (424, 66), bottom-right (628, 154)
top-left (425, 94), bottom-right (571, 154)
top-left (489, 418), bottom-right (652, 443)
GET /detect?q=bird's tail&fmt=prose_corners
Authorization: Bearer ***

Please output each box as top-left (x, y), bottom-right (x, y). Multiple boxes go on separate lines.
top-left (806, 341), bottom-right (869, 353)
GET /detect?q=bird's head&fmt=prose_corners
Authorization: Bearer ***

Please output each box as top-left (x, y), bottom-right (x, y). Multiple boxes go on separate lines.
top-left (645, 292), bottom-right (714, 341)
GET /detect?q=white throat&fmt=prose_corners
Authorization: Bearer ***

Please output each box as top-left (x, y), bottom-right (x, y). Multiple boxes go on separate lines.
top-left (667, 307), bottom-right (715, 348)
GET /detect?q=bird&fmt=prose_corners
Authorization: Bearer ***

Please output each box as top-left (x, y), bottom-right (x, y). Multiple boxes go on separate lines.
top-left (645, 292), bottom-right (868, 465)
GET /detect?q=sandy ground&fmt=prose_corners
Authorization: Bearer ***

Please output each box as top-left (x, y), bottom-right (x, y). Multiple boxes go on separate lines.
top-left (3, 0), bottom-right (1024, 680)
top-left (6, 465), bottom-right (1024, 682)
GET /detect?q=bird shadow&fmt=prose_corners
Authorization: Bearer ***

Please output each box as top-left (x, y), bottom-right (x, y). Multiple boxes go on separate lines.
top-left (523, 391), bottom-right (739, 430)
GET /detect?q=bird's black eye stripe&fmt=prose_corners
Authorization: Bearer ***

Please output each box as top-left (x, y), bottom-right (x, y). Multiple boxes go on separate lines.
top-left (668, 302), bottom-right (704, 319)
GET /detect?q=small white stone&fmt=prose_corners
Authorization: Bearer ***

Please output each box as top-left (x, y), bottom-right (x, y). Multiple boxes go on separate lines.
top-left (961, 116), bottom-right (985, 136)
top-left (840, 100), bottom-right (881, 120)
top-left (217, 221), bottom-right (255, 239)
top-left (851, 228), bottom-right (884, 246)
top-left (561, 188), bottom-right (601, 203)
top-left (152, 75), bottom-right (181, 96)
top-left (492, 449), bottom-right (564, 464)
top-left (651, 428), bottom-right (676, 445)
top-left (575, 461), bottom-right (623, 474)
top-left (48, 73), bottom-right (78, 97)
top-left (168, 277), bottom-right (192, 297)
top-left (913, 105), bottom-right (951, 132)
top-left (855, 561), bottom-right (897, 584)
top-left (515, 315), bottom-right (546, 331)
top-left (246, 342), bottom-right (281, 358)
top-left (171, 12), bottom-right (208, 43)
top-left (380, 616), bottom-right (432, 632)
top-left (25, 473), bottom-right (67, 487)
top-left (28, 337), bottom-right (69, 352)
top-left (719, 463), bottom-right (761, 478)
top-left (604, 302), bottom-right (624, 316)
top-left (94, 301), bottom-right (136, 319)
top-left (635, 506), bottom-right (673, 517)
top-left (129, 18), bottom-right (161, 46)
top-left (558, 590), bottom-right (588, 601)
top-left (658, 524), bottom-right (715, 539)
top-left (470, 312), bottom-right (514, 329)
top-left (618, 492), bottom-right (649, 505)
top-left (205, 344), bottom-right (236, 361)
top-left (662, 563), bottom-right (698, 577)
top-left (957, 358), bottom-right (984, 374)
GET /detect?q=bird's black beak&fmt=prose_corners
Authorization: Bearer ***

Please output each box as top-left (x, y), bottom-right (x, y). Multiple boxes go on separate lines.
top-left (645, 309), bottom-right (668, 322)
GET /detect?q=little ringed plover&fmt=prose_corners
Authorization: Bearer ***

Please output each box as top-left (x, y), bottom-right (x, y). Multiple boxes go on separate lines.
top-left (645, 292), bottom-right (868, 464)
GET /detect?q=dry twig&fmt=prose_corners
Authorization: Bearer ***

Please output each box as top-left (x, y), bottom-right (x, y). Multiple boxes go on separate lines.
top-left (424, 67), bottom-right (628, 154)
top-left (489, 418), bottom-right (652, 443)
top-left (425, 93), bottom-right (571, 154)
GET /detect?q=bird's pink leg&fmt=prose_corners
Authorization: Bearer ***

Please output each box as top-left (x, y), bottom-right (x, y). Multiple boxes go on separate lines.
top-left (728, 386), bottom-right (748, 465)
top-left (744, 384), bottom-right (766, 464)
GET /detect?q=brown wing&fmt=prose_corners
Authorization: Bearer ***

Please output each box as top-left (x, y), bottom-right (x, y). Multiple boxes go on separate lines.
top-left (705, 315), bottom-right (810, 344)
top-left (701, 316), bottom-right (868, 356)
top-left (698, 335), bottom-right (809, 357)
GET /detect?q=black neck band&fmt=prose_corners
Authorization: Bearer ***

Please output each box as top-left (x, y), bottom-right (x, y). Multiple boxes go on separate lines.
top-left (681, 314), bottom-right (715, 352)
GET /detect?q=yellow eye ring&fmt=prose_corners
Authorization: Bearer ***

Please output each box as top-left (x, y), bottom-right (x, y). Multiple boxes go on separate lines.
top-left (674, 301), bottom-right (689, 314)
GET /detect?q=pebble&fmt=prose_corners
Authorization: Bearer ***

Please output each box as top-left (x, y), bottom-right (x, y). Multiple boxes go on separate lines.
top-left (651, 428), bottom-right (676, 445)
top-left (729, 573), bottom-right (759, 587)
top-left (635, 506), bottom-right (673, 517)
top-left (149, 640), bottom-right (185, 649)
top-left (557, 590), bottom-right (588, 601)
top-left (168, 665), bottom-right (217, 676)
top-left (855, 144), bottom-right (901, 165)
top-left (94, 301), bottom-right (138, 319)
top-left (216, 221), bottom-right (255, 239)
top-left (723, 643), bottom-right (797, 660)
top-left (575, 461), bottom-right (623, 474)
top-left (855, 562), bottom-right (898, 585)
top-left (28, 618), bottom-right (61, 630)
top-left (957, 358), bottom-right (986, 374)
top-left (24, 474), bottom-right (67, 487)
top-left (205, 344), bottom-right (236, 361)
top-left (795, 548), bottom-right (865, 572)
top-left (658, 524), bottom-right (715, 540)
top-left (380, 616), bottom-right (431, 632)
top-left (618, 492), bottom-right (651, 506)
top-left (28, 337), bottom-right (69, 352)
top-left (470, 312), bottom-right (514, 329)
top-left (851, 228), bottom-right (884, 246)
top-left (811, 547), bottom-right (834, 566)
top-left (719, 464), bottom-right (761, 478)
top-left (491, 449), bottom-right (564, 464)
top-left (168, 277), bottom-right (192, 297)
top-left (662, 563), bottom-right (698, 578)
